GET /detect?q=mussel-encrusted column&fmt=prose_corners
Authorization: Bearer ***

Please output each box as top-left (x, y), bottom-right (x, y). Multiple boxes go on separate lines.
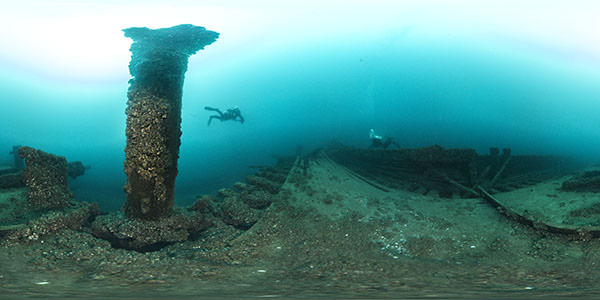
top-left (122, 24), bottom-right (218, 220)
top-left (18, 146), bottom-right (73, 210)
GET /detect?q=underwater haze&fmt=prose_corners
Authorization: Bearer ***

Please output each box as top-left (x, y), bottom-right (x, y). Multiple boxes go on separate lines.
top-left (0, 0), bottom-right (599, 211)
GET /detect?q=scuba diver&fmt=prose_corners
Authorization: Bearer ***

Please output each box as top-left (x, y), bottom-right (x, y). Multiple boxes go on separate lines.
top-left (369, 129), bottom-right (400, 149)
top-left (204, 106), bottom-right (245, 126)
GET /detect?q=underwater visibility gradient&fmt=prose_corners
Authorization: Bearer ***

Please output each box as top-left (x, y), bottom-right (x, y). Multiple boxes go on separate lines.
top-left (1, 1), bottom-right (600, 298)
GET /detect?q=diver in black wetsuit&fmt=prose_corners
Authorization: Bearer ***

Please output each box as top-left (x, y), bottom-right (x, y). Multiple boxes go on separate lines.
top-left (369, 129), bottom-right (400, 149)
top-left (205, 106), bottom-right (245, 126)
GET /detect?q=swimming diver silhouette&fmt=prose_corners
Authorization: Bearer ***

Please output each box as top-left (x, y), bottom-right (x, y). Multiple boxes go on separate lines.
top-left (204, 106), bottom-right (245, 126)
top-left (369, 129), bottom-right (400, 149)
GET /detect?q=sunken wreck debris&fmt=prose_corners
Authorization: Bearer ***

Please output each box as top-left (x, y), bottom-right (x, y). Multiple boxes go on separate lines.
top-left (0, 202), bottom-right (100, 241)
top-left (0, 145), bottom-right (25, 188)
top-left (327, 145), bottom-right (479, 197)
top-left (327, 145), bottom-right (579, 198)
top-left (87, 24), bottom-right (219, 251)
top-left (18, 146), bottom-right (73, 210)
top-left (10, 145), bottom-right (24, 171)
top-left (67, 161), bottom-right (87, 179)
top-left (0, 173), bottom-right (24, 189)
top-left (190, 157), bottom-right (294, 230)
top-left (89, 157), bottom-right (294, 252)
top-left (89, 208), bottom-right (215, 252)
top-left (0, 146), bottom-right (99, 242)
top-left (1, 152), bottom-right (87, 189)
top-left (91, 209), bottom-right (211, 252)
top-left (561, 170), bottom-right (600, 193)
top-left (122, 24), bottom-right (219, 220)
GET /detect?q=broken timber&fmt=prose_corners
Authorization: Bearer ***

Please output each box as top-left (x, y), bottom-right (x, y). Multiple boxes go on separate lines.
top-left (477, 186), bottom-right (600, 237)
top-left (326, 145), bottom-right (577, 198)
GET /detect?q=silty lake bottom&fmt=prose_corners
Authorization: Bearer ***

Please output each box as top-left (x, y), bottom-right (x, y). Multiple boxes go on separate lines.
top-left (3, 144), bottom-right (600, 299)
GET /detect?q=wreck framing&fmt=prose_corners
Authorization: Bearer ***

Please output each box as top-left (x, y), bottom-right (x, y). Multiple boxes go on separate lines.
top-left (122, 24), bottom-right (218, 220)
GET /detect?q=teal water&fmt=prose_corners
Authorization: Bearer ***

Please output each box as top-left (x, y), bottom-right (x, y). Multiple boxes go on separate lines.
top-left (1, 1), bottom-right (600, 298)
top-left (2, 26), bottom-right (599, 210)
